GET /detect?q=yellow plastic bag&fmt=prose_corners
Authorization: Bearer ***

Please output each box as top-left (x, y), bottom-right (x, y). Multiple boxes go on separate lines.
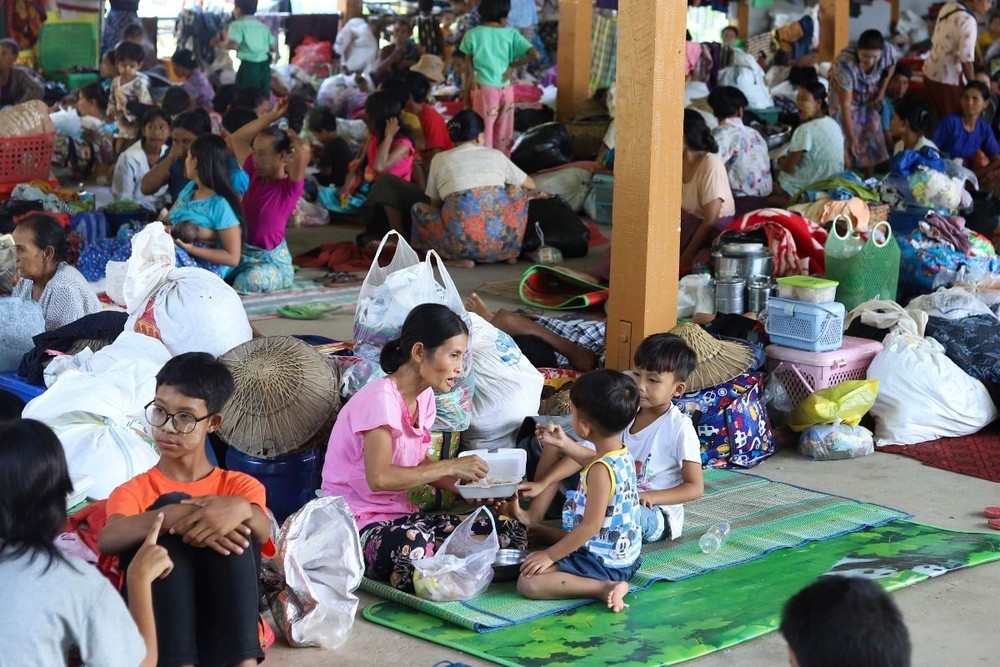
top-left (788, 380), bottom-right (879, 432)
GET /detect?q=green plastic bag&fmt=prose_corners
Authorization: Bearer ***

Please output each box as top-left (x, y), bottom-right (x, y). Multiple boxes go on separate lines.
top-left (788, 380), bottom-right (880, 432)
top-left (825, 217), bottom-right (900, 311)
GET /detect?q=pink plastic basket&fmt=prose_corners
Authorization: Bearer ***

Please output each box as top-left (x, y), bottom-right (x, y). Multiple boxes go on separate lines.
top-left (765, 336), bottom-right (883, 409)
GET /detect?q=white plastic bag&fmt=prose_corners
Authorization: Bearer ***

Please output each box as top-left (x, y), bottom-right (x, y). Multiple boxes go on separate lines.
top-left (412, 507), bottom-right (499, 602)
top-left (845, 300), bottom-right (928, 339)
top-left (267, 497), bottom-right (364, 649)
top-left (0, 296), bottom-right (45, 371)
top-left (866, 329), bottom-right (998, 446)
top-left (105, 222), bottom-right (176, 313)
top-left (677, 274), bottom-right (715, 318)
top-left (464, 313), bottom-right (544, 450)
top-left (907, 287), bottom-right (998, 322)
top-left (347, 232), bottom-right (474, 431)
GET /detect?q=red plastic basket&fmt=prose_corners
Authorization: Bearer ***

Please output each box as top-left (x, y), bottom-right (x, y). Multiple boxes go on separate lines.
top-left (0, 132), bottom-right (56, 187)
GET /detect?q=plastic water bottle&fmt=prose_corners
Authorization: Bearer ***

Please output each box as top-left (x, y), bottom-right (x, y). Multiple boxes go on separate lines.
top-left (699, 521), bottom-right (731, 554)
top-left (562, 491), bottom-right (577, 531)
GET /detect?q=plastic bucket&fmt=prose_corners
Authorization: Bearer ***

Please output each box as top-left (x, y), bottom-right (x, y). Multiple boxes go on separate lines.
top-left (225, 447), bottom-right (322, 524)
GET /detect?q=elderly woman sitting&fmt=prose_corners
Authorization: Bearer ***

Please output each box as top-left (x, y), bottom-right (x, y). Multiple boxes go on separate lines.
top-left (11, 214), bottom-right (101, 331)
top-left (411, 111), bottom-right (536, 268)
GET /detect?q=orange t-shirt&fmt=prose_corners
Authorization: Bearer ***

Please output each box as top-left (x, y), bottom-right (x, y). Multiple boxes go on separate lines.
top-left (106, 466), bottom-right (267, 518)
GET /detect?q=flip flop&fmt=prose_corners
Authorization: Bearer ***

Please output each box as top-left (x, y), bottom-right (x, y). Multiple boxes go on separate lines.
top-left (985, 507), bottom-right (1000, 519)
top-left (276, 304), bottom-right (343, 320)
top-left (989, 518), bottom-right (1000, 531)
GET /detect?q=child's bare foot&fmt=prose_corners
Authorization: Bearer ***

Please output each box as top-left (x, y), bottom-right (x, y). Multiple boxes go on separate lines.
top-left (501, 497), bottom-right (533, 528)
top-left (445, 259), bottom-right (475, 269)
top-left (505, 257), bottom-right (518, 265)
top-left (465, 292), bottom-right (495, 320)
top-left (604, 581), bottom-right (630, 612)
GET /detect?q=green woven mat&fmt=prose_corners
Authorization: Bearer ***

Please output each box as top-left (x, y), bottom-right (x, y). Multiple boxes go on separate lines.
top-left (360, 469), bottom-right (909, 631)
top-left (364, 520), bottom-right (1000, 666)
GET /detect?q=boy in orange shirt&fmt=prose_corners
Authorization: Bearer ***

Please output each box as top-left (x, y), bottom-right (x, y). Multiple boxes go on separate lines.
top-left (98, 352), bottom-right (270, 667)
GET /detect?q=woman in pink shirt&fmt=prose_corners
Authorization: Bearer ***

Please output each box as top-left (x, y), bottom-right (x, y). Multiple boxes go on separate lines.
top-left (321, 304), bottom-right (527, 591)
top-left (227, 100), bottom-right (311, 294)
top-left (355, 92), bottom-right (426, 250)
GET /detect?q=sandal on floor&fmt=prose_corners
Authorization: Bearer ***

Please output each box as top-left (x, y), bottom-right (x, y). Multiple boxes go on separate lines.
top-left (276, 304), bottom-right (343, 320)
top-left (985, 507), bottom-right (1000, 519)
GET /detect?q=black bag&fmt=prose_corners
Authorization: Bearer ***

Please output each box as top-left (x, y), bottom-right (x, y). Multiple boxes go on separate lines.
top-left (964, 195), bottom-right (1000, 238)
top-left (511, 122), bottom-right (575, 174)
top-left (514, 107), bottom-right (555, 132)
top-left (520, 196), bottom-right (591, 259)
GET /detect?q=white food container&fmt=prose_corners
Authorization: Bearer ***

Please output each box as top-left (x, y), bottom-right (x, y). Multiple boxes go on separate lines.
top-left (455, 449), bottom-right (526, 500)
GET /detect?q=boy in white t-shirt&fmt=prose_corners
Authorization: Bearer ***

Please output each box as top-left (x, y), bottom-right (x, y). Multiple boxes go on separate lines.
top-left (512, 333), bottom-right (705, 543)
top-left (627, 333), bottom-right (704, 541)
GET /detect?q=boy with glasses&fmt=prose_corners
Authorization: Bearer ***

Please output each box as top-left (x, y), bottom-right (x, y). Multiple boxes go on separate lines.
top-left (98, 352), bottom-right (270, 667)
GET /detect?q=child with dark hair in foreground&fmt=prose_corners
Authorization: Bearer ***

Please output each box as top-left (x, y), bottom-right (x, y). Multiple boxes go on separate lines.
top-left (517, 369), bottom-right (642, 612)
top-left (98, 352), bottom-right (270, 667)
top-left (781, 577), bottom-right (912, 667)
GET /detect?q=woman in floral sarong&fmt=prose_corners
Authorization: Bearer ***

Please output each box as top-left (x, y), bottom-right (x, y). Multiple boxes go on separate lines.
top-left (829, 29), bottom-right (898, 175)
top-left (411, 110), bottom-right (535, 268)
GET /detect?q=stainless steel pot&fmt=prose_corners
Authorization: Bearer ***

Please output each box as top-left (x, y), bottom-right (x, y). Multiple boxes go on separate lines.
top-left (747, 278), bottom-right (774, 313)
top-left (712, 251), bottom-right (773, 280)
top-left (715, 277), bottom-right (746, 314)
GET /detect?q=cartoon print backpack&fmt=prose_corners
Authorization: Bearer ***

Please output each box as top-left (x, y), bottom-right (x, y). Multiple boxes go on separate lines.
top-left (672, 372), bottom-right (776, 469)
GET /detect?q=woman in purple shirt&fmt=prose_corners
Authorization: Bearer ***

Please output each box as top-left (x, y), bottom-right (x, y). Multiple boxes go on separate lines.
top-left (227, 100), bottom-right (311, 294)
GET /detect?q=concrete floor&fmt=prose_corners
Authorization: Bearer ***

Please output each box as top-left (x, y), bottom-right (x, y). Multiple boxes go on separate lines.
top-left (252, 224), bottom-right (1000, 667)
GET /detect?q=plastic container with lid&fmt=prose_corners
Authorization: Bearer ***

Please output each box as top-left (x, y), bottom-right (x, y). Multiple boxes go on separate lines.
top-left (775, 276), bottom-right (839, 303)
top-left (455, 449), bottom-right (527, 499)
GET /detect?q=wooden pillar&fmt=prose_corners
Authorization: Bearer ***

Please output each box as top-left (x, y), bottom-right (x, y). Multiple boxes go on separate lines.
top-left (737, 0), bottom-right (750, 41)
top-left (604, 0), bottom-right (685, 370)
top-left (555, 0), bottom-right (592, 122)
top-left (890, 0), bottom-right (900, 30)
top-left (818, 0), bottom-right (849, 61)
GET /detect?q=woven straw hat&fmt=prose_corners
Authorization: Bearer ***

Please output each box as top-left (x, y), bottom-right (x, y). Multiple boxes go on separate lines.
top-left (669, 322), bottom-right (755, 393)
top-left (218, 336), bottom-right (340, 458)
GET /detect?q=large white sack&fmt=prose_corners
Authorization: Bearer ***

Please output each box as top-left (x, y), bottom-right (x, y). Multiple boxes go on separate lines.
top-left (23, 332), bottom-right (171, 498)
top-left (106, 222), bottom-right (252, 357)
top-left (866, 330), bottom-right (998, 446)
top-left (267, 496), bottom-right (364, 649)
top-left (125, 267), bottom-right (252, 357)
top-left (464, 313), bottom-right (543, 450)
top-left (717, 50), bottom-right (773, 110)
top-left (533, 167), bottom-right (594, 213)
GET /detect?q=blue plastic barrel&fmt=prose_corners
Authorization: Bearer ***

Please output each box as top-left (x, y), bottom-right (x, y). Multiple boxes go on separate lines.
top-left (225, 447), bottom-right (322, 524)
top-left (0, 371), bottom-right (45, 404)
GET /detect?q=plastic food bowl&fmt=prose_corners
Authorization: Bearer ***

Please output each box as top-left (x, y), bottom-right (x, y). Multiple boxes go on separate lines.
top-left (455, 478), bottom-right (521, 500)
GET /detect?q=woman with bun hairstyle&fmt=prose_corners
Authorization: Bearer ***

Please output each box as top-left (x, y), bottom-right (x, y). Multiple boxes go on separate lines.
top-left (320, 303), bottom-right (527, 592)
top-left (679, 109), bottom-right (735, 272)
top-left (411, 110), bottom-right (536, 268)
top-left (775, 81), bottom-right (845, 200)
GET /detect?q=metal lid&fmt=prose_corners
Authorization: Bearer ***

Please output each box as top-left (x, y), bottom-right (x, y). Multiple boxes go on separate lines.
top-left (721, 242), bottom-right (767, 256)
